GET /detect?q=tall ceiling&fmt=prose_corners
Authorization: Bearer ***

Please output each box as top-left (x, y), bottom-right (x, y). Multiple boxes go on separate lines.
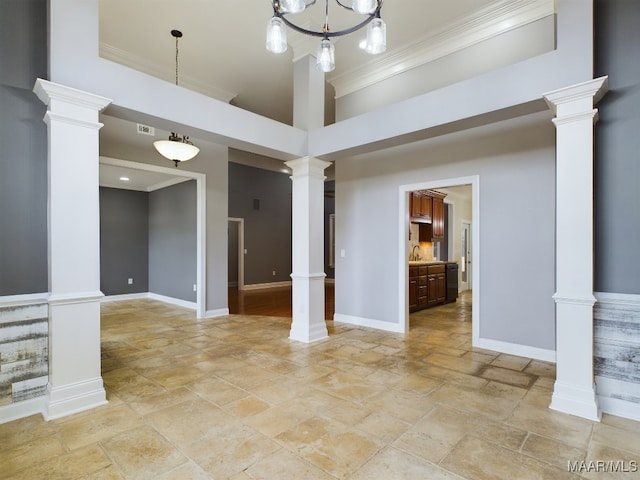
top-left (97, 0), bottom-right (554, 184)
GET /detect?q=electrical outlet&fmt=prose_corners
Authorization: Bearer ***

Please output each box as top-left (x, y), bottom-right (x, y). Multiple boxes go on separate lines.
top-left (272, 270), bottom-right (276, 276)
top-left (128, 278), bottom-right (133, 285)
top-left (193, 284), bottom-right (197, 292)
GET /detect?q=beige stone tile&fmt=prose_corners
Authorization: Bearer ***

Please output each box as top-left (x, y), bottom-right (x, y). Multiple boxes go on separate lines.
top-left (441, 435), bottom-right (576, 480)
top-left (311, 370), bottom-right (385, 402)
top-left (186, 377), bottom-right (249, 405)
top-left (245, 448), bottom-right (336, 480)
top-left (355, 411), bottom-right (411, 443)
top-left (226, 395), bottom-right (271, 418)
top-left (417, 364), bottom-right (489, 390)
top-left (524, 360), bottom-right (556, 378)
top-left (58, 404), bottom-right (144, 450)
top-left (506, 403), bottom-right (594, 448)
top-left (82, 464), bottom-right (126, 479)
top-left (366, 388), bottom-right (437, 423)
top-left (146, 398), bottom-right (233, 445)
top-left (148, 365), bottom-right (206, 389)
top-left (480, 380), bottom-right (528, 401)
top-left (424, 352), bottom-right (485, 375)
top-left (245, 401), bottom-right (315, 437)
top-left (429, 384), bottom-right (518, 420)
top-left (479, 365), bottom-right (537, 389)
top-left (491, 353), bottom-right (531, 371)
top-left (0, 413), bottom-right (59, 453)
top-left (6, 444), bottom-right (111, 480)
top-left (128, 386), bottom-right (199, 416)
top-left (601, 413), bottom-right (640, 433)
top-left (521, 433), bottom-right (586, 471)
top-left (350, 447), bottom-right (464, 480)
top-left (580, 441), bottom-right (640, 479)
top-left (392, 372), bottom-right (442, 394)
top-left (183, 424), bottom-right (280, 478)
top-left (0, 434), bottom-right (67, 478)
top-left (533, 375), bottom-right (555, 390)
top-left (520, 386), bottom-right (553, 409)
top-left (322, 399), bottom-right (373, 426)
top-left (101, 425), bottom-right (187, 479)
top-left (592, 422), bottom-right (640, 455)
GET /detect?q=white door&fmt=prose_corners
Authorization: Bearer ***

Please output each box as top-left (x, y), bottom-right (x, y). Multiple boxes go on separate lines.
top-left (460, 220), bottom-right (472, 291)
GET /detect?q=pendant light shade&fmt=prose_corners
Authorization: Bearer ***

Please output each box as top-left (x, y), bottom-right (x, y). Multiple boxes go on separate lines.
top-left (352, 0), bottom-right (377, 14)
top-left (365, 17), bottom-right (386, 54)
top-left (317, 38), bottom-right (335, 73)
top-left (153, 133), bottom-right (200, 167)
top-left (281, 0), bottom-right (306, 13)
top-left (266, 16), bottom-right (288, 53)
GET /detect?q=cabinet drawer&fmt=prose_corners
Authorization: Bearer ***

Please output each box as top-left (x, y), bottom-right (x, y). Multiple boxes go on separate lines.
top-left (418, 275), bottom-right (427, 286)
top-left (418, 266), bottom-right (428, 276)
top-left (418, 286), bottom-right (427, 297)
top-left (427, 264), bottom-right (445, 274)
top-left (409, 266), bottom-right (418, 278)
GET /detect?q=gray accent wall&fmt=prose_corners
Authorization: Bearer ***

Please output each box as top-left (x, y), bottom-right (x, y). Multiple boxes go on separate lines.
top-left (0, 0), bottom-right (48, 296)
top-left (228, 162), bottom-right (292, 286)
top-left (149, 181), bottom-right (197, 302)
top-left (594, 0), bottom-right (640, 295)
top-left (99, 187), bottom-right (149, 295)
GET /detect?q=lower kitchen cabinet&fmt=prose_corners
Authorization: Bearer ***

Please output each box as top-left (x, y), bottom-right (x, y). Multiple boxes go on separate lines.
top-left (409, 262), bottom-right (451, 312)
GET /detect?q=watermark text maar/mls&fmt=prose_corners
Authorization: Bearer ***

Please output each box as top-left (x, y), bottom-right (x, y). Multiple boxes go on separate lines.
top-left (568, 460), bottom-right (638, 473)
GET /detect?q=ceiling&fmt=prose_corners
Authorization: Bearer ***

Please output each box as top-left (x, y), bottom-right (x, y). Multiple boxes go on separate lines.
top-left (97, 0), bottom-right (553, 186)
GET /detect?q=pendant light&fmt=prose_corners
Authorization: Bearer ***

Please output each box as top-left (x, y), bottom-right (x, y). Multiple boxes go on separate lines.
top-left (153, 29), bottom-right (200, 167)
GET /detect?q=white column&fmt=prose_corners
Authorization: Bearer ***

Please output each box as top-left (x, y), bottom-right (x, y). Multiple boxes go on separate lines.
top-left (544, 77), bottom-right (608, 421)
top-left (286, 157), bottom-right (331, 343)
top-left (33, 79), bottom-right (112, 420)
top-left (293, 55), bottom-right (325, 131)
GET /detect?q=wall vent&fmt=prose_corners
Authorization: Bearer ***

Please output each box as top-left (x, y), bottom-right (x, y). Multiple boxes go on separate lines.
top-left (137, 124), bottom-right (155, 136)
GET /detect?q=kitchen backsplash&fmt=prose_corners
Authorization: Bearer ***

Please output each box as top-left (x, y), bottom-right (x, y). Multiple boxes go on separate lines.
top-left (409, 223), bottom-right (435, 261)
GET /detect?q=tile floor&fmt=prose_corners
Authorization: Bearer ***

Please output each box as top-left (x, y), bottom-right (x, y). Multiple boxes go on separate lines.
top-left (2, 292), bottom-right (639, 479)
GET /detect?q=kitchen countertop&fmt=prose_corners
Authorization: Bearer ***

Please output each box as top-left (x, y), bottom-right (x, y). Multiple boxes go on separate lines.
top-left (408, 260), bottom-right (457, 266)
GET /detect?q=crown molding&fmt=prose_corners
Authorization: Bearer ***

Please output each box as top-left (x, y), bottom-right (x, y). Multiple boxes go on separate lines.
top-left (99, 42), bottom-right (237, 103)
top-left (329, 0), bottom-right (555, 98)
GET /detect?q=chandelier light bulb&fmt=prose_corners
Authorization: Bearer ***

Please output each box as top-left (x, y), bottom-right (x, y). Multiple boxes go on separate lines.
top-left (266, 17), bottom-right (288, 53)
top-left (317, 38), bottom-right (335, 73)
top-left (352, 0), bottom-right (377, 15)
top-left (281, 0), bottom-right (306, 13)
top-left (365, 17), bottom-right (386, 54)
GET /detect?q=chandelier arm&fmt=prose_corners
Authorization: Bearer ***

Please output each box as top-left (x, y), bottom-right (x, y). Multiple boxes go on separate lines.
top-left (277, 9), bottom-right (379, 38)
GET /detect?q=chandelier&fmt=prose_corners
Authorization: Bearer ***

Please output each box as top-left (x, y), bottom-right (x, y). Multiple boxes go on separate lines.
top-left (266, 0), bottom-right (386, 73)
top-left (153, 29), bottom-right (200, 167)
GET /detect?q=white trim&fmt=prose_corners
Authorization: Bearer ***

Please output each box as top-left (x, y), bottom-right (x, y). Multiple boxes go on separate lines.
top-left (147, 293), bottom-right (197, 310)
top-left (146, 176), bottom-right (192, 193)
top-left (595, 291), bottom-right (640, 307)
top-left (48, 291), bottom-right (104, 305)
top-left (100, 293), bottom-right (149, 303)
top-left (598, 395), bottom-right (640, 423)
top-left (0, 397), bottom-right (45, 425)
top-left (474, 337), bottom-right (556, 363)
top-left (100, 156), bottom-right (207, 318)
top-left (242, 281), bottom-right (292, 291)
top-left (43, 378), bottom-right (108, 421)
top-left (398, 176), bottom-right (479, 338)
top-left (228, 217), bottom-right (245, 290)
top-left (0, 292), bottom-right (49, 308)
top-left (205, 308), bottom-right (230, 318)
top-left (330, 0), bottom-right (555, 98)
top-left (333, 313), bottom-right (405, 334)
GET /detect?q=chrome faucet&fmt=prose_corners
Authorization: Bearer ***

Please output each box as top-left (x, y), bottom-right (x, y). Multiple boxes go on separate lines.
top-left (411, 245), bottom-right (421, 261)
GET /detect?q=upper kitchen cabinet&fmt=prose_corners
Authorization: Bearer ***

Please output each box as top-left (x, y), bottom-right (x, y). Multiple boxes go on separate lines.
top-left (411, 190), bottom-right (446, 242)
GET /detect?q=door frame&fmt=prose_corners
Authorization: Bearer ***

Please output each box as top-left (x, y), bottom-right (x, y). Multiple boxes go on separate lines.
top-left (398, 175), bottom-right (480, 346)
top-left (228, 217), bottom-right (245, 290)
top-left (460, 219), bottom-right (472, 291)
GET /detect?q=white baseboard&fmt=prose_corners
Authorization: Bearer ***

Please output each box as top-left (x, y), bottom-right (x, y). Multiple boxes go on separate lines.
top-left (205, 308), bottom-right (229, 318)
top-left (0, 396), bottom-right (45, 424)
top-left (100, 292), bottom-right (149, 302)
top-left (333, 313), bottom-right (405, 333)
top-left (474, 337), bottom-right (556, 363)
top-left (146, 293), bottom-right (197, 310)
top-left (598, 394), bottom-right (640, 422)
top-left (242, 281), bottom-right (292, 291)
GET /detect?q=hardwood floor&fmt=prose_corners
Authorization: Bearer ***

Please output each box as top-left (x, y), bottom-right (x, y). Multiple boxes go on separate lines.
top-left (228, 283), bottom-right (335, 319)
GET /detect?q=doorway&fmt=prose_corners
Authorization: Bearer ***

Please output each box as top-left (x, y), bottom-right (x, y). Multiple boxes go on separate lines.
top-left (460, 220), bottom-right (472, 291)
top-left (227, 218), bottom-right (245, 290)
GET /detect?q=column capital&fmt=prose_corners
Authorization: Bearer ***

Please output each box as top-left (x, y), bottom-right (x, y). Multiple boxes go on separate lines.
top-left (543, 76), bottom-right (608, 118)
top-left (33, 78), bottom-right (111, 113)
top-left (285, 157), bottom-right (332, 177)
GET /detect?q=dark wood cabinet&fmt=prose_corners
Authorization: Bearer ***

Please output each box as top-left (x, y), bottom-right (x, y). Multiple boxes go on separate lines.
top-left (409, 263), bottom-right (450, 312)
top-left (410, 192), bottom-right (432, 223)
top-left (410, 190), bottom-right (446, 242)
top-left (431, 195), bottom-right (445, 242)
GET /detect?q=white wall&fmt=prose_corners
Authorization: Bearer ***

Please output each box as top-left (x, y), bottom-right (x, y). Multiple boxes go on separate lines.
top-left (334, 111), bottom-right (557, 351)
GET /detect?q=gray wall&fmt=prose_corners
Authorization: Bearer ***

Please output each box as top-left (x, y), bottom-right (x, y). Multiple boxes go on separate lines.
top-left (0, 0), bottom-right (48, 296)
top-left (99, 187), bottom-right (149, 295)
top-left (594, 0), bottom-right (640, 295)
top-left (228, 163), bottom-right (292, 285)
top-left (149, 181), bottom-right (197, 302)
top-left (335, 112), bottom-right (556, 350)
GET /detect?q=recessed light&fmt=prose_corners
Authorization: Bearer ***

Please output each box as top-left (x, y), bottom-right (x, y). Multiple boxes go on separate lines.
top-left (119, 176), bottom-right (130, 181)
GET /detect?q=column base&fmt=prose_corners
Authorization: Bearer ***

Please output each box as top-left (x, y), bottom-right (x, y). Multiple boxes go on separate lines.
top-left (43, 378), bottom-right (107, 420)
top-left (550, 380), bottom-right (601, 422)
top-left (290, 273), bottom-right (328, 343)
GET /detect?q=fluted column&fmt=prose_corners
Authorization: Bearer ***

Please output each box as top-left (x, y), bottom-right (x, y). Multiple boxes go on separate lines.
top-left (33, 79), bottom-right (111, 419)
top-left (286, 157), bottom-right (330, 343)
top-left (543, 77), bottom-right (608, 421)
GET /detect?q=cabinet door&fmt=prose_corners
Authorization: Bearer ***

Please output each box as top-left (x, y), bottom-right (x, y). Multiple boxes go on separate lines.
top-left (426, 274), bottom-right (438, 306)
top-left (420, 194), bottom-right (432, 222)
top-left (431, 196), bottom-right (445, 241)
top-left (410, 193), bottom-right (422, 218)
top-left (409, 278), bottom-right (418, 310)
top-left (435, 273), bottom-right (446, 302)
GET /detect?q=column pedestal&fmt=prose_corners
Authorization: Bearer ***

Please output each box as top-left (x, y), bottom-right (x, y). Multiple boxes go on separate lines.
top-left (34, 79), bottom-right (111, 420)
top-left (544, 77), bottom-right (608, 421)
top-left (286, 157), bottom-right (331, 343)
